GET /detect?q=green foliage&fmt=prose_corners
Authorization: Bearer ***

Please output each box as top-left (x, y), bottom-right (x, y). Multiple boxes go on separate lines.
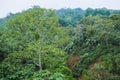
top-left (0, 7), bottom-right (70, 80)
top-left (0, 7), bottom-right (120, 80)
top-left (29, 70), bottom-right (64, 80)
top-left (65, 14), bottom-right (120, 79)
top-left (0, 50), bottom-right (35, 79)
top-left (55, 66), bottom-right (75, 80)
top-left (56, 8), bottom-right (84, 27)
top-left (56, 8), bottom-right (120, 27)
top-left (85, 8), bottom-right (120, 17)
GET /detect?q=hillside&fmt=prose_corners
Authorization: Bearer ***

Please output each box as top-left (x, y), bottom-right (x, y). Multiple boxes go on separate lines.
top-left (0, 7), bottom-right (120, 80)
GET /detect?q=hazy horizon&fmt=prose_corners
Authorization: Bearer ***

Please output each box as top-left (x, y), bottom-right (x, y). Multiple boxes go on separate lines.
top-left (0, 0), bottom-right (120, 18)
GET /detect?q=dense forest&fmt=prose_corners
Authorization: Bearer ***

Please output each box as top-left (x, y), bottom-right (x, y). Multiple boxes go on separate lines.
top-left (0, 6), bottom-right (120, 80)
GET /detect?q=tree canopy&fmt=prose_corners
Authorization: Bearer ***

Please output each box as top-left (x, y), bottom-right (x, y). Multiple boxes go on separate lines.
top-left (0, 7), bottom-right (120, 80)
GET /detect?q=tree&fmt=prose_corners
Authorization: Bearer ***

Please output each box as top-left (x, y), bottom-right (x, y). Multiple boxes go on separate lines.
top-left (1, 7), bottom-right (70, 80)
top-left (65, 14), bottom-right (120, 79)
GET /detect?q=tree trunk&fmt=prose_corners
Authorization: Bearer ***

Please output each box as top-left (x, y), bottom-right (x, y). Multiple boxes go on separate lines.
top-left (38, 48), bottom-right (42, 70)
top-left (38, 53), bottom-right (42, 70)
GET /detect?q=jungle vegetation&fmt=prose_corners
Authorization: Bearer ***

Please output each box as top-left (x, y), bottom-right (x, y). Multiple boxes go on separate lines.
top-left (0, 6), bottom-right (120, 80)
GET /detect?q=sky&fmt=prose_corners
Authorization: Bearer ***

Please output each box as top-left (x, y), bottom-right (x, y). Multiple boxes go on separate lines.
top-left (0, 0), bottom-right (120, 18)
